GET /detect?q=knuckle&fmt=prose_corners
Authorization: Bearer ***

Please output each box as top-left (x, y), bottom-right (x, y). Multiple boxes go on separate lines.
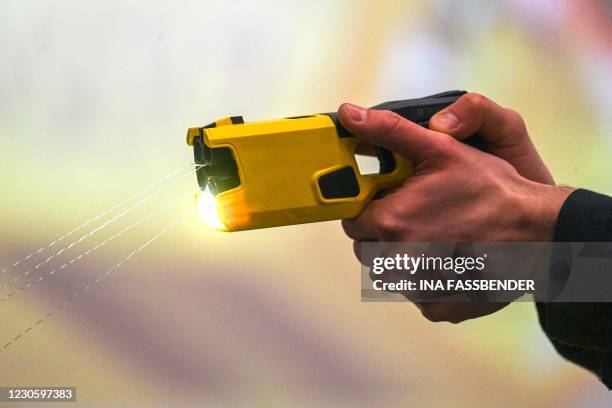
top-left (430, 133), bottom-right (458, 158)
top-left (420, 305), bottom-right (463, 323)
top-left (436, 133), bottom-right (457, 149)
top-left (378, 110), bottom-right (404, 134)
top-left (341, 219), bottom-right (355, 237)
top-left (446, 315), bottom-right (465, 324)
top-left (503, 108), bottom-right (527, 133)
top-left (373, 210), bottom-right (400, 237)
top-left (464, 92), bottom-right (487, 110)
top-left (420, 305), bottom-right (448, 322)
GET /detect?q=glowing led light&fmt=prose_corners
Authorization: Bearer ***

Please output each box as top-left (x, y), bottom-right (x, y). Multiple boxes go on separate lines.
top-left (196, 187), bottom-right (226, 231)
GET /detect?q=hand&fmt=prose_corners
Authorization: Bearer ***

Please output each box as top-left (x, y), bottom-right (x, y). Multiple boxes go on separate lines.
top-left (338, 103), bottom-right (573, 323)
top-left (429, 92), bottom-right (554, 185)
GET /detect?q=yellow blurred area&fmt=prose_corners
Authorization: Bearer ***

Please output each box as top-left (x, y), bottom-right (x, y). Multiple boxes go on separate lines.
top-left (0, 0), bottom-right (611, 406)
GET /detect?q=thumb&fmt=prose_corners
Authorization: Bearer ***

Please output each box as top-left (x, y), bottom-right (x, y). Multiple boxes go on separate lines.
top-left (338, 103), bottom-right (445, 164)
top-left (429, 92), bottom-right (527, 147)
top-left (428, 93), bottom-right (554, 185)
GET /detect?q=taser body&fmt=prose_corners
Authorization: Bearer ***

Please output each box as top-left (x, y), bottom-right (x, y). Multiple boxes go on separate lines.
top-left (187, 90), bottom-right (471, 231)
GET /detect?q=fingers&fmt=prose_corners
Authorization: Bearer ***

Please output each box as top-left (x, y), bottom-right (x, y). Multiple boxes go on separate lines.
top-left (418, 302), bottom-right (509, 324)
top-left (429, 92), bottom-right (527, 149)
top-left (429, 92), bottom-right (554, 185)
top-left (352, 239), bottom-right (377, 265)
top-left (338, 103), bottom-right (449, 164)
top-left (342, 195), bottom-right (409, 243)
top-left (341, 206), bottom-right (379, 241)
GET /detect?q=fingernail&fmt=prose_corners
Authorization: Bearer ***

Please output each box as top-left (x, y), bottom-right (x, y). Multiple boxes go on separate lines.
top-left (342, 103), bottom-right (367, 123)
top-left (433, 111), bottom-right (459, 129)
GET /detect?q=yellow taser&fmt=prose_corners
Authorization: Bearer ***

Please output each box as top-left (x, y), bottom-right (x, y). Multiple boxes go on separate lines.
top-left (187, 90), bottom-right (471, 231)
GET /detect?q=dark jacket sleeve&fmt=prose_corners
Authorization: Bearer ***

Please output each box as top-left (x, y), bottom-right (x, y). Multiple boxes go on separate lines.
top-left (536, 189), bottom-right (612, 388)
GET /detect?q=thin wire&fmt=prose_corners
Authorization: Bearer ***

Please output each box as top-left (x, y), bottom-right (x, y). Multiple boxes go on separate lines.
top-left (0, 163), bottom-right (198, 275)
top-left (3, 165), bottom-right (202, 287)
top-left (0, 189), bottom-right (197, 300)
top-left (0, 209), bottom-right (194, 352)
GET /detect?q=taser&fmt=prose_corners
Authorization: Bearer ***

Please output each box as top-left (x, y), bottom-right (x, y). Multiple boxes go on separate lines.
top-left (187, 90), bottom-right (474, 231)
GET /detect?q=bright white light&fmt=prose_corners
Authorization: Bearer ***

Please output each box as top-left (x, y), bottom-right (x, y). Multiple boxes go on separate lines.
top-left (196, 187), bottom-right (226, 231)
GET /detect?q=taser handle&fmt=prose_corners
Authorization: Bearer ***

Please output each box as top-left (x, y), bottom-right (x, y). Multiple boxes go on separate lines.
top-left (327, 90), bottom-right (485, 200)
top-left (368, 90), bottom-right (486, 150)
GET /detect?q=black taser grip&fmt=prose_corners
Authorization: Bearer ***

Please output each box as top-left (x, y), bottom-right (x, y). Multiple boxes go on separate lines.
top-left (325, 90), bottom-right (486, 151)
top-left (371, 90), bottom-right (485, 150)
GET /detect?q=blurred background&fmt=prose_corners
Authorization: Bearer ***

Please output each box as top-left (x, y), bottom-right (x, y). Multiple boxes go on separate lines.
top-left (1, 0), bottom-right (611, 406)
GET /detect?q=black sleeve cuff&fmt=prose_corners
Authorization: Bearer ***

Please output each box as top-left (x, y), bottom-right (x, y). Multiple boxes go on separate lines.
top-left (554, 188), bottom-right (612, 242)
top-left (537, 188), bottom-right (612, 388)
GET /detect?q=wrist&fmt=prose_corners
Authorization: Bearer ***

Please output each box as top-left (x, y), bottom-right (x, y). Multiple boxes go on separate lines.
top-left (523, 183), bottom-right (575, 242)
